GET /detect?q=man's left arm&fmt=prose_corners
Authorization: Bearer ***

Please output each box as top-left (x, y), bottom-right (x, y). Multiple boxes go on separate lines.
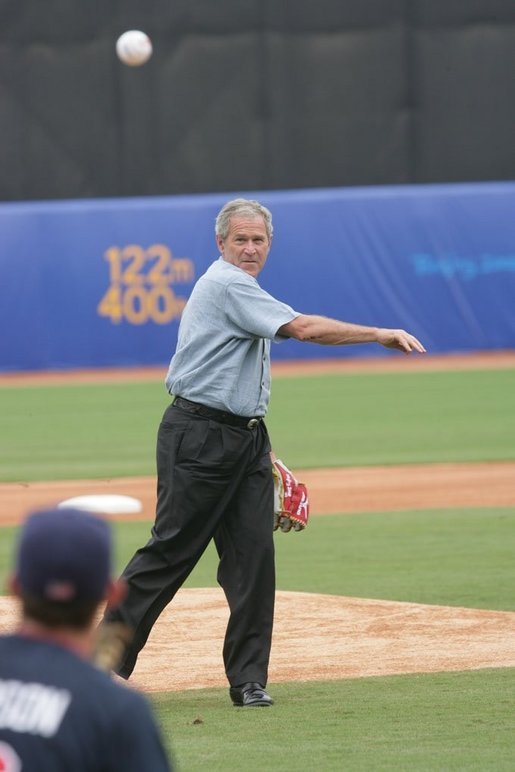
top-left (279, 315), bottom-right (426, 354)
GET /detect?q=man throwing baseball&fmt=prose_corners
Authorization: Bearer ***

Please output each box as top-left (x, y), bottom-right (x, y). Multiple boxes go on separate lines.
top-left (102, 198), bottom-right (425, 707)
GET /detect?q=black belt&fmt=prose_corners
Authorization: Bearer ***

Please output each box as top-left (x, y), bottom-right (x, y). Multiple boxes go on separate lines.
top-left (173, 396), bottom-right (262, 429)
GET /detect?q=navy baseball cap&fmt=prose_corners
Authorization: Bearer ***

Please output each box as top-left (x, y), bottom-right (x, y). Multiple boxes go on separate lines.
top-left (15, 507), bottom-right (112, 602)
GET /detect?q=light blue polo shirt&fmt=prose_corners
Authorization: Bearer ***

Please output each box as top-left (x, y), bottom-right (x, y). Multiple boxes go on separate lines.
top-left (165, 258), bottom-right (299, 416)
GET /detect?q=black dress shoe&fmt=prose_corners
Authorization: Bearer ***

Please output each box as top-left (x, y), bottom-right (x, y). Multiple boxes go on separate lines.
top-left (229, 682), bottom-right (274, 707)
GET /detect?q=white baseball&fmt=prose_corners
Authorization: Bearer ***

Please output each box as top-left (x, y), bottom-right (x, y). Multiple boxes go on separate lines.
top-left (116, 30), bottom-right (153, 67)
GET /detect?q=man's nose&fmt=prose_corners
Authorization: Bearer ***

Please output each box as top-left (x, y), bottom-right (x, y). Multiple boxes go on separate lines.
top-left (244, 241), bottom-right (256, 252)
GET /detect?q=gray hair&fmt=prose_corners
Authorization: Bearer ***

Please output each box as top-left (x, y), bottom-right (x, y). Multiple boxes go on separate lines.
top-left (215, 198), bottom-right (273, 241)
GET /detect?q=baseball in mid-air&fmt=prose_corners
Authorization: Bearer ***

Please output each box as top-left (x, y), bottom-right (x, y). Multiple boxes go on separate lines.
top-left (116, 30), bottom-right (153, 66)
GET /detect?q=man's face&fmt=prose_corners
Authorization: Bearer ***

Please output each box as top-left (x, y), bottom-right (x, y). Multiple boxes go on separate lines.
top-left (216, 215), bottom-right (272, 278)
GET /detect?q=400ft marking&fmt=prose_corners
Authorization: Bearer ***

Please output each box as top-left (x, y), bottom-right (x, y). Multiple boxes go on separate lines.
top-left (97, 284), bottom-right (187, 325)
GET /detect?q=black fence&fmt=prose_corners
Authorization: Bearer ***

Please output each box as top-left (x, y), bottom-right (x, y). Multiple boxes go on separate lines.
top-left (2, 0), bottom-right (515, 200)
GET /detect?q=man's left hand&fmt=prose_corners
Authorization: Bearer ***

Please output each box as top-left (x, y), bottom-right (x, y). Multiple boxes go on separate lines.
top-left (377, 328), bottom-right (426, 354)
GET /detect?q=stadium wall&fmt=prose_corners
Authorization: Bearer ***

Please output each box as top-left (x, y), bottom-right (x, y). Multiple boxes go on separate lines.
top-left (1, 182), bottom-right (514, 372)
top-left (2, 1), bottom-right (515, 200)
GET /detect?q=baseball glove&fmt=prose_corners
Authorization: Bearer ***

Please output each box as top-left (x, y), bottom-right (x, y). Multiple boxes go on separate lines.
top-left (272, 458), bottom-right (310, 532)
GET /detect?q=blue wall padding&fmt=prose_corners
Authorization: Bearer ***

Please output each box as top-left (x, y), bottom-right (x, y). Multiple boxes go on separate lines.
top-left (1, 182), bottom-right (514, 372)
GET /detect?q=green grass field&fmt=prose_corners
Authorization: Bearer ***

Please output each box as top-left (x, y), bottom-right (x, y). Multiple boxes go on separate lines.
top-left (150, 670), bottom-right (515, 771)
top-left (1, 364), bottom-right (514, 769)
top-left (1, 367), bottom-right (514, 481)
top-left (1, 509), bottom-right (513, 611)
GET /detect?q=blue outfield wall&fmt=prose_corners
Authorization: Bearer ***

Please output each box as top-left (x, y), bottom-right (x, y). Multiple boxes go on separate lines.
top-left (1, 182), bottom-right (515, 372)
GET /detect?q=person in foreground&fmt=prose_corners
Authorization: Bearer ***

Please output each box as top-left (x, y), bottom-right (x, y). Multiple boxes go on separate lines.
top-left (102, 198), bottom-right (426, 708)
top-left (0, 507), bottom-right (172, 771)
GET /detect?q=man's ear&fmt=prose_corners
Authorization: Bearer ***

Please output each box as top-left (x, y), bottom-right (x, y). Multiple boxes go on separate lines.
top-left (7, 575), bottom-right (21, 597)
top-left (104, 578), bottom-right (127, 610)
top-left (215, 234), bottom-right (224, 254)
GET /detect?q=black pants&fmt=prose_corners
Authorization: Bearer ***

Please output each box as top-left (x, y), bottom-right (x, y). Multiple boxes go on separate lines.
top-left (105, 401), bottom-right (275, 687)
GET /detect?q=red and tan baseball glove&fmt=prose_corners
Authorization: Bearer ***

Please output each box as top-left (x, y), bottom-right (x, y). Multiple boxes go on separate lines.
top-left (272, 458), bottom-right (310, 532)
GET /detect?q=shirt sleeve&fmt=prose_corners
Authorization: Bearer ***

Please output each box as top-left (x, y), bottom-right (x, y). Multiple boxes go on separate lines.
top-left (107, 692), bottom-right (173, 772)
top-left (224, 276), bottom-right (300, 340)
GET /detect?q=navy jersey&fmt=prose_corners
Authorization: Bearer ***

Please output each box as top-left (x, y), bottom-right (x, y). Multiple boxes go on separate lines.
top-left (0, 634), bottom-right (172, 771)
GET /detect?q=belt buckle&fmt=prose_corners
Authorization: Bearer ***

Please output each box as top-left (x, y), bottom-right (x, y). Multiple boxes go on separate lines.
top-left (246, 418), bottom-right (259, 429)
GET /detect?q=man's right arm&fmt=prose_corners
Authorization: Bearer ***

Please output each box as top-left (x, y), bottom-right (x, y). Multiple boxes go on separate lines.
top-left (110, 693), bottom-right (173, 771)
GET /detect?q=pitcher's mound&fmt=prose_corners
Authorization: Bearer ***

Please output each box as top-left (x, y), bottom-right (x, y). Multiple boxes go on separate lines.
top-left (1, 589), bottom-right (514, 692)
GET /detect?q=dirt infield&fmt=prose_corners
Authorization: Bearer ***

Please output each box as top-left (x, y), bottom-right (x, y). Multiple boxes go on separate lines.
top-left (1, 352), bottom-right (514, 691)
top-left (1, 591), bottom-right (514, 693)
top-left (1, 461), bottom-right (514, 526)
top-left (1, 460), bottom-right (513, 690)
